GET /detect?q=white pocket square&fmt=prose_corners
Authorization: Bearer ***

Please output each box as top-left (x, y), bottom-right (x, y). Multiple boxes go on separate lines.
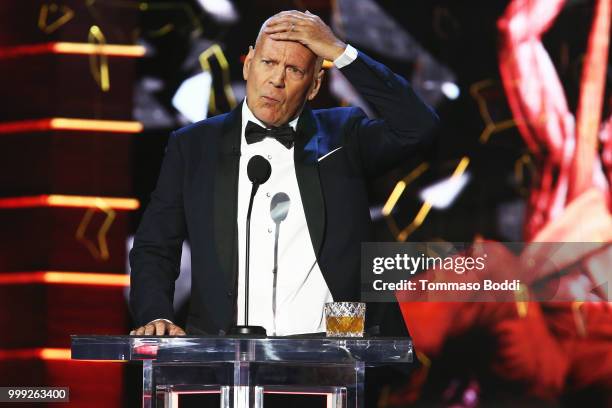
top-left (318, 146), bottom-right (343, 162)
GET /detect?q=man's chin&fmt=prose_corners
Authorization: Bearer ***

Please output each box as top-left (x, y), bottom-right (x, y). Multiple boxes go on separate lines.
top-left (253, 110), bottom-right (284, 127)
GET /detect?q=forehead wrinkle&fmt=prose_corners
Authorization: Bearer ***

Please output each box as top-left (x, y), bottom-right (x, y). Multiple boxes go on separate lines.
top-left (257, 36), bottom-right (314, 71)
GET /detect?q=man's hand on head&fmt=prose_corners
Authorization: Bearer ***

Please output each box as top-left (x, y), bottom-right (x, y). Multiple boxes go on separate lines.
top-left (130, 319), bottom-right (186, 336)
top-left (264, 10), bottom-right (347, 62)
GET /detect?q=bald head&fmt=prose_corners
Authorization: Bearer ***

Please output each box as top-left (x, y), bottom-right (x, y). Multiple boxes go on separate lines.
top-left (254, 17), bottom-right (273, 48)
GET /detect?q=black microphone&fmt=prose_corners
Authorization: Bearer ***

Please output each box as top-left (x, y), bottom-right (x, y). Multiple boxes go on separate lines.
top-left (229, 155), bottom-right (271, 336)
top-left (270, 192), bottom-right (290, 335)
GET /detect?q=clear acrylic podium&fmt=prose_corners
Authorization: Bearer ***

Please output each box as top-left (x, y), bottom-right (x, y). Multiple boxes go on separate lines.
top-left (71, 335), bottom-right (413, 408)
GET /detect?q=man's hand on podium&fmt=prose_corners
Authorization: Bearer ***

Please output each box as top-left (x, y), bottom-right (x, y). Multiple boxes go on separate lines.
top-left (130, 319), bottom-right (186, 336)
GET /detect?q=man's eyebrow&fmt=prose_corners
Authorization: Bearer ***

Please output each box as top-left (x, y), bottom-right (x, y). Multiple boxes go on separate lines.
top-left (260, 55), bottom-right (278, 62)
top-left (286, 63), bottom-right (305, 72)
top-left (259, 54), bottom-right (306, 71)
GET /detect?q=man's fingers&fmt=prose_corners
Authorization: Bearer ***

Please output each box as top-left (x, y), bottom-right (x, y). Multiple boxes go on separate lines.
top-left (265, 21), bottom-right (304, 35)
top-left (131, 325), bottom-right (153, 335)
top-left (168, 325), bottom-right (186, 336)
top-left (144, 324), bottom-right (156, 335)
top-left (271, 10), bottom-right (311, 20)
top-left (268, 32), bottom-right (300, 42)
top-left (130, 321), bottom-right (187, 336)
top-left (154, 321), bottom-right (167, 335)
top-left (266, 23), bottom-right (308, 39)
top-left (265, 21), bottom-right (298, 33)
top-left (268, 15), bottom-right (310, 24)
top-left (266, 14), bottom-right (312, 28)
top-left (130, 321), bottom-right (186, 336)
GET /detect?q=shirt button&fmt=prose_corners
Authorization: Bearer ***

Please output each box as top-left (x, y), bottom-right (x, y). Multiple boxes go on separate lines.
top-left (266, 192), bottom-right (271, 197)
top-left (226, 291), bottom-right (233, 298)
top-left (267, 228), bottom-right (272, 233)
top-left (267, 155), bottom-right (272, 160)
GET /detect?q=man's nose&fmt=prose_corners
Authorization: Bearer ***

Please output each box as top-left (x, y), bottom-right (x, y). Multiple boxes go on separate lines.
top-left (268, 65), bottom-right (285, 88)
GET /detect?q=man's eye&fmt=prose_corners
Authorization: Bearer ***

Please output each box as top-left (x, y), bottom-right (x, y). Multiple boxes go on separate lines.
top-left (262, 60), bottom-right (271, 65)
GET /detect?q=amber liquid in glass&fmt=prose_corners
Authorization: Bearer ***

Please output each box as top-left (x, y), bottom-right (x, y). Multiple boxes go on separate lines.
top-left (325, 315), bottom-right (365, 337)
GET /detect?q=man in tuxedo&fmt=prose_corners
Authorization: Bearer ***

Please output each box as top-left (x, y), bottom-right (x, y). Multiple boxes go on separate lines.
top-left (129, 10), bottom-right (438, 338)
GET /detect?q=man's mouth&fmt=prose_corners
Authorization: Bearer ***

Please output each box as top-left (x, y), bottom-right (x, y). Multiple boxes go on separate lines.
top-left (261, 95), bottom-right (280, 103)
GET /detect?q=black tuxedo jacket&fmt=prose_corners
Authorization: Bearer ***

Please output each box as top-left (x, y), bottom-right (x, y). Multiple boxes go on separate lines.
top-left (129, 51), bottom-right (438, 336)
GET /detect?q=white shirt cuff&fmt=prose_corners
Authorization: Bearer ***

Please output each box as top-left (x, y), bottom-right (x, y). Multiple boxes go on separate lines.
top-left (333, 44), bottom-right (358, 69)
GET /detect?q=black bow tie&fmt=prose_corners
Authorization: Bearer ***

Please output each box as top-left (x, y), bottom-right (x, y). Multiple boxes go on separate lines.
top-left (245, 121), bottom-right (295, 149)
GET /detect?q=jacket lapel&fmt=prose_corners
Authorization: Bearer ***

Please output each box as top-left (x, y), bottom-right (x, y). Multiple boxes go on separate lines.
top-left (213, 103), bottom-right (242, 291)
top-left (295, 106), bottom-right (325, 258)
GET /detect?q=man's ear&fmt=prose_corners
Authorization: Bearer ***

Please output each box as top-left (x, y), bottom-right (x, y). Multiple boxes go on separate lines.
top-left (307, 68), bottom-right (325, 101)
top-left (243, 46), bottom-right (254, 81)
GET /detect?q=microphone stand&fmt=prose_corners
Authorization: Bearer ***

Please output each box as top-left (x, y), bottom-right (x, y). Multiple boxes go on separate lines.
top-left (228, 155), bottom-right (270, 337)
top-left (228, 181), bottom-right (267, 336)
top-left (244, 183), bottom-right (257, 327)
